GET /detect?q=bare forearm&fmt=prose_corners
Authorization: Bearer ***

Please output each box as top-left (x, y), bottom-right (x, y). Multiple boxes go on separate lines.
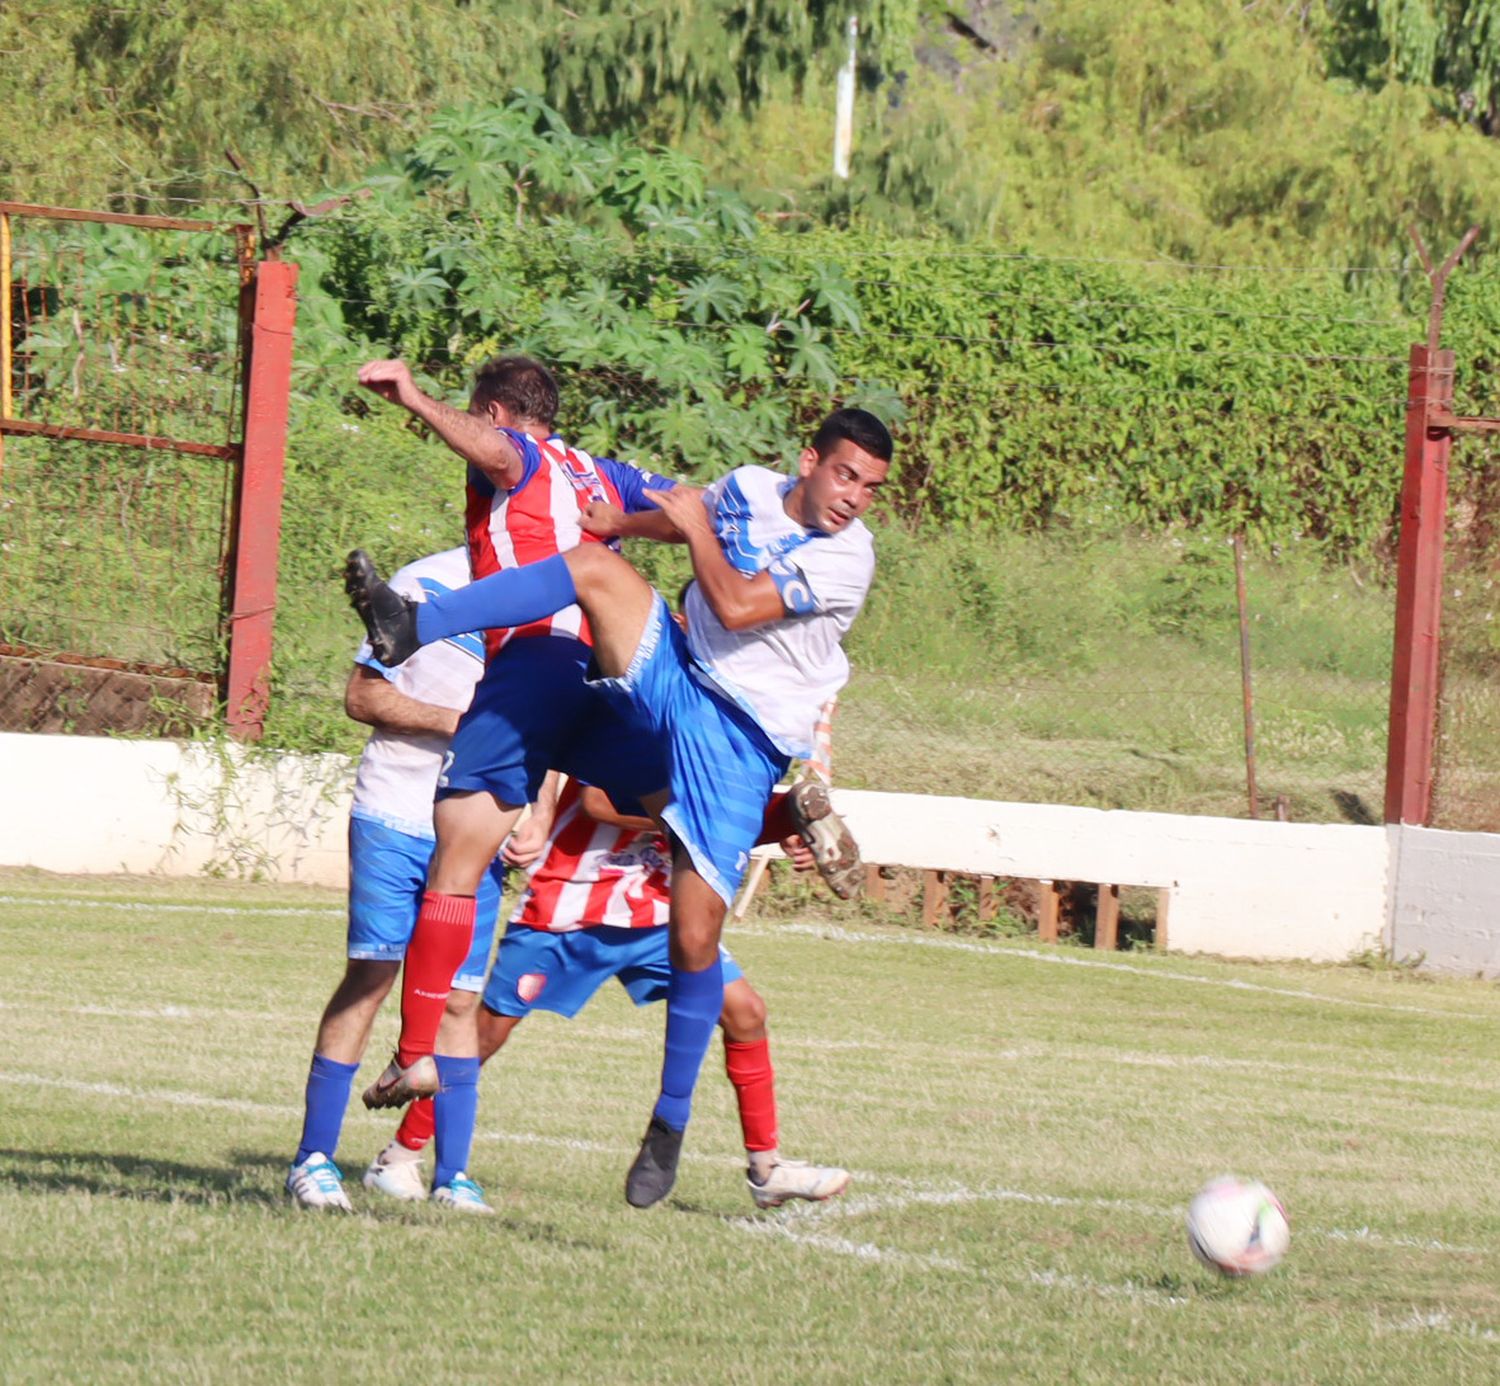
top-left (616, 507), bottom-right (688, 543)
top-left (684, 526), bottom-right (779, 629)
top-left (345, 670), bottom-right (460, 737)
top-left (405, 393), bottom-right (522, 489)
top-left (578, 785), bottom-right (656, 833)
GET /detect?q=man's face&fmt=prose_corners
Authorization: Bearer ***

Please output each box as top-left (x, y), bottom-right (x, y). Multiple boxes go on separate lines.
top-left (795, 437), bottom-right (888, 534)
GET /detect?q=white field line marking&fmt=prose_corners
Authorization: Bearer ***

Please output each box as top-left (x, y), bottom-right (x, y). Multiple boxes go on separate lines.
top-left (1377, 1310), bottom-right (1500, 1342)
top-left (0, 998), bottom-right (938, 1060)
top-left (4, 997), bottom-right (1494, 1094)
top-left (739, 1217), bottom-right (968, 1272)
top-left (0, 999), bottom-right (298, 1026)
top-left (740, 1219), bottom-right (1190, 1305)
top-left (1037, 1043), bottom-right (1500, 1096)
top-left (11, 1072), bottom-right (1486, 1258)
top-left (786, 1181), bottom-right (1489, 1259)
top-left (0, 894), bottom-right (342, 919)
top-left (758, 921), bottom-right (1498, 1022)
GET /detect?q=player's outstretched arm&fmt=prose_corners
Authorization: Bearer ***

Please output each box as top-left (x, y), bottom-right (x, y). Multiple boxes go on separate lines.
top-left (344, 665), bottom-right (461, 737)
top-left (644, 485), bottom-right (784, 631)
top-left (580, 500), bottom-right (686, 544)
top-left (357, 358), bottom-right (524, 490)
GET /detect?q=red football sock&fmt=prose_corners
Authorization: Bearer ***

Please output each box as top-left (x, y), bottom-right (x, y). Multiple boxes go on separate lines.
top-left (724, 1036), bottom-right (779, 1152)
top-left (756, 790), bottom-right (795, 846)
top-left (396, 1098), bottom-right (435, 1151)
top-left (397, 891), bottom-right (476, 1067)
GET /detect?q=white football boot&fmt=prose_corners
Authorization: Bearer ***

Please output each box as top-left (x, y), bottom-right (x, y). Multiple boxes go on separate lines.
top-left (285, 1152), bottom-right (353, 1211)
top-left (747, 1157), bottom-right (852, 1209)
top-left (430, 1172), bottom-right (495, 1215)
top-left (362, 1143), bottom-right (427, 1202)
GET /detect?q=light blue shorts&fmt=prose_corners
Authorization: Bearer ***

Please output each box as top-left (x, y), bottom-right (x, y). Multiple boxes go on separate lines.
top-left (347, 815), bottom-right (501, 991)
top-left (482, 922), bottom-right (742, 1018)
top-left (589, 594), bottom-right (789, 905)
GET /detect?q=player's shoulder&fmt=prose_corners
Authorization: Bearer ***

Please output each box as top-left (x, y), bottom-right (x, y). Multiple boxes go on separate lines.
top-left (728, 463), bottom-right (786, 489)
top-left (388, 547), bottom-right (470, 600)
top-left (805, 517), bottom-right (875, 580)
top-left (579, 444), bottom-right (673, 491)
top-left (715, 464), bottom-right (790, 509)
top-left (840, 517), bottom-right (877, 559)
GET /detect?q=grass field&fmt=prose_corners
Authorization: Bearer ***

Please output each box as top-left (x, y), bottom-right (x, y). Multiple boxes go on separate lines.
top-left (3, 868), bottom-right (1498, 1383)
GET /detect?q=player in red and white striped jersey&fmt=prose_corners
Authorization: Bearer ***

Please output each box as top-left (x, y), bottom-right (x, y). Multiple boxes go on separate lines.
top-left (350, 355), bottom-right (674, 1116)
top-left (384, 777), bottom-right (851, 1210)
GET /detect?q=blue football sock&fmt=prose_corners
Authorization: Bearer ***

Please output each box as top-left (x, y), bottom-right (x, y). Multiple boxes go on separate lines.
top-left (415, 554), bottom-right (578, 645)
top-left (431, 1055), bottom-right (482, 1188)
top-left (294, 1053), bottom-right (359, 1166)
top-left (654, 958), bottom-right (725, 1132)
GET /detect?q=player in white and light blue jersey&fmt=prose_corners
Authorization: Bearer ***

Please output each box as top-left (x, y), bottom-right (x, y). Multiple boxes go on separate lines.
top-left (346, 409), bottom-right (892, 1209)
top-left (287, 548), bottom-right (506, 1214)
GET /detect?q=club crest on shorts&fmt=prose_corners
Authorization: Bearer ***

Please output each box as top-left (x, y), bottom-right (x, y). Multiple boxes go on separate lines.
top-left (517, 972), bottom-right (548, 1003)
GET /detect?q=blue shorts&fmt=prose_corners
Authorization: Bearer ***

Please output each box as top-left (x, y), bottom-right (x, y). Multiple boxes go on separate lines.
top-left (347, 816), bottom-right (501, 991)
top-left (482, 922), bottom-right (743, 1018)
top-left (440, 634), bottom-right (667, 809)
top-left (591, 595), bottom-right (789, 905)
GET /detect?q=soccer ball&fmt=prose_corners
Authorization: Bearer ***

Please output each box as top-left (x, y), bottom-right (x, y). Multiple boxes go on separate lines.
top-left (1186, 1176), bottom-right (1290, 1276)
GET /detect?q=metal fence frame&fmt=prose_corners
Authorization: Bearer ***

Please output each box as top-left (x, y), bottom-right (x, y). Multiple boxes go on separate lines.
top-left (0, 200), bottom-right (298, 739)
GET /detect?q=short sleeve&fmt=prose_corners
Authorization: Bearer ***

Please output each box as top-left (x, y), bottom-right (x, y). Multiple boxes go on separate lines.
top-left (766, 534), bottom-right (874, 621)
top-left (497, 427), bottom-right (543, 493)
top-left (596, 456), bottom-right (676, 513)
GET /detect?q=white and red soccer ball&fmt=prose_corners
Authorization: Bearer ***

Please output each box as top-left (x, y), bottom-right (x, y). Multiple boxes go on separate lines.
top-left (1186, 1176), bottom-right (1290, 1276)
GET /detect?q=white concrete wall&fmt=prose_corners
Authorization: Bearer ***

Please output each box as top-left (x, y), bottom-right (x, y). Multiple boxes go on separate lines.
top-left (834, 790), bottom-right (1389, 963)
top-left (2, 731), bottom-right (1399, 963)
top-left (0, 731), bottom-right (351, 886)
top-left (1387, 824), bottom-right (1500, 978)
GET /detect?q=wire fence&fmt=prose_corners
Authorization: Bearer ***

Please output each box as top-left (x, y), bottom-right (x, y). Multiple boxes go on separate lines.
top-left (0, 208), bottom-right (247, 733)
top-left (9, 209), bottom-right (1499, 835)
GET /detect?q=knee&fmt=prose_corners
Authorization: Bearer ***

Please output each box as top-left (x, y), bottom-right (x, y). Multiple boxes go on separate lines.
top-left (669, 926), bottom-right (719, 971)
top-left (720, 983), bottom-right (766, 1041)
top-left (444, 987), bottom-right (480, 1019)
top-left (564, 541), bottom-right (618, 593)
top-left (342, 959), bottom-right (399, 1002)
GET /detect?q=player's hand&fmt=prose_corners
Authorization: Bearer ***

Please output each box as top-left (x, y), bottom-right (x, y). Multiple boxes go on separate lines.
top-left (781, 834), bottom-right (816, 873)
top-left (642, 483), bottom-right (709, 537)
top-left (357, 359), bottom-right (422, 411)
top-left (503, 813), bottom-right (551, 868)
top-left (581, 500), bottom-right (627, 538)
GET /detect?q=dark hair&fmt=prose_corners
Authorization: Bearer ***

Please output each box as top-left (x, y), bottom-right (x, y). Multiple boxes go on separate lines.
top-left (471, 355), bottom-right (559, 427)
top-left (810, 407), bottom-right (893, 463)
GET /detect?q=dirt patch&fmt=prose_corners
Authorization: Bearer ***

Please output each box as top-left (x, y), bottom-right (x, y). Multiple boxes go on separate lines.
top-left (0, 652), bottom-right (214, 736)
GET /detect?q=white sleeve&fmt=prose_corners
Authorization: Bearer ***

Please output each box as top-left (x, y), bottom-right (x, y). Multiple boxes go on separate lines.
top-left (767, 535), bottom-right (874, 620)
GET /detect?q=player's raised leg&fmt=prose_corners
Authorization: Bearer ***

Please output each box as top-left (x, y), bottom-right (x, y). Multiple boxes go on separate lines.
top-left (348, 541), bottom-right (654, 682)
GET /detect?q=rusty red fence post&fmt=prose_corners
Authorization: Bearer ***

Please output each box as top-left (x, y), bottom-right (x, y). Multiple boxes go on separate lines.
top-left (1383, 343), bottom-right (1453, 824)
top-left (224, 258), bottom-right (298, 740)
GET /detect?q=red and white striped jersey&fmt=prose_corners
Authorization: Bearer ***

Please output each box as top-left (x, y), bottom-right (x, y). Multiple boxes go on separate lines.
top-left (466, 429), bottom-right (671, 661)
top-left (512, 779), bottom-right (672, 932)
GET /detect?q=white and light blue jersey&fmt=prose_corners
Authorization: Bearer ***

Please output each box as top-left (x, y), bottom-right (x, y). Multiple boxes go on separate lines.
top-left (351, 547), bottom-right (485, 840)
top-left (683, 465), bottom-right (874, 758)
